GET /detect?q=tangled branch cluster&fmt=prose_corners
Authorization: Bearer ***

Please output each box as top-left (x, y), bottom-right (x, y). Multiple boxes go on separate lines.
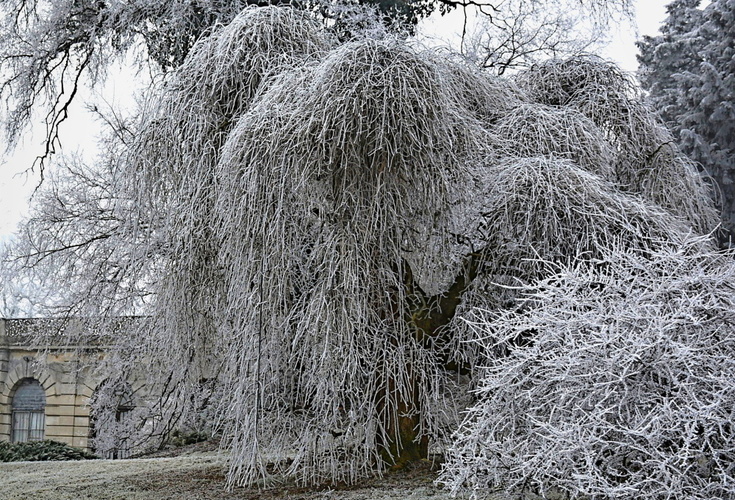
top-left (515, 56), bottom-right (718, 235)
top-left (440, 239), bottom-right (735, 499)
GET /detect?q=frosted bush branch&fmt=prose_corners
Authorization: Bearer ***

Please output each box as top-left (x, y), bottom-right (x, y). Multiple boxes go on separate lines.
top-left (440, 238), bottom-right (735, 500)
top-left (515, 56), bottom-right (719, 235)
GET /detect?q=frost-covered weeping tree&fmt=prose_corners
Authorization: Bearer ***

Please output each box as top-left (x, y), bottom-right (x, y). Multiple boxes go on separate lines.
top-left (2, 3), bottom-right (722, 489)
top-left (83, 5), bottom-right (719, 486)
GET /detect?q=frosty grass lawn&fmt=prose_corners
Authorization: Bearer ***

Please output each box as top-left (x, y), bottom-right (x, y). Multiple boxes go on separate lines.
top-left (0, 449), bottom-right (489, 500)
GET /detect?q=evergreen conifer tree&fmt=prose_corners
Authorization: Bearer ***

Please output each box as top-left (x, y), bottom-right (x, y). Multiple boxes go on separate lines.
top-left (638, 0), bottom-right (735, 244)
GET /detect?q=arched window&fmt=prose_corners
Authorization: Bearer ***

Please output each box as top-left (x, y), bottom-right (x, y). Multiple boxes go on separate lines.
top-left (11, 378), bottom-right (46, 443)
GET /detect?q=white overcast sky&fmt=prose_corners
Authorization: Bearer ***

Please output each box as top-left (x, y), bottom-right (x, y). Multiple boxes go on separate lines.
top-left (0, 0), bottom-right (670, 242)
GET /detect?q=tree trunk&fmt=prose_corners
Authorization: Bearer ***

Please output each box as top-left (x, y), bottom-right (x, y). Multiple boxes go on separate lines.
top-left (378, 254), bottom-right (483, 467)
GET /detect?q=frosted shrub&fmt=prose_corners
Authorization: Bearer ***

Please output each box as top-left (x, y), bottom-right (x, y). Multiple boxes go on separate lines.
top-left (440, 239), bottom-right (735, 500)
top-left (89, 377), bottom-right (147, 459)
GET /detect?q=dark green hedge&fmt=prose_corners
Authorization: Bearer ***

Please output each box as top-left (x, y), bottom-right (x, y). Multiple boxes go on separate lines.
top-left (0, 440), bottom-right (98, 462)
top-left (168, 430), bottom-right (210, 447)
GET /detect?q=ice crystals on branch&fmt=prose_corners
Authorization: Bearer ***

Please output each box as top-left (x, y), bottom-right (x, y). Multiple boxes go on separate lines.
top-left (440, 238), bottom-right (735, 500)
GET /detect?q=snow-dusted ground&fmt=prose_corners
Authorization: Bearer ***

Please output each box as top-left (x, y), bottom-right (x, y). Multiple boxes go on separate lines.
top-left (0, 451), bottom-right (479, 500)
top-left (1, 453), bottom-right (224, 500)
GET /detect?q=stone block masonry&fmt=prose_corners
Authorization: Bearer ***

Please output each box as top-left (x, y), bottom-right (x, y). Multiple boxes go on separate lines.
top-left (0, 318), bottom-right (141, 452)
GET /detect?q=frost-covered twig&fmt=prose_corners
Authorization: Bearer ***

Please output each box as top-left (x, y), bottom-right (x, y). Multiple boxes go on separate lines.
top-left (440, 238), bottom-right (735, 500)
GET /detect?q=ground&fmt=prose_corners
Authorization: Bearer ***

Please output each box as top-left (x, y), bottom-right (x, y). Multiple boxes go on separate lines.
top-left (0, 442), bottom-right (477, 500)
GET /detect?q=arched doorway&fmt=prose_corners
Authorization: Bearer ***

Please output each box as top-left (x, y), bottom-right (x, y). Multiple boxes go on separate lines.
top-left (11, 378), bottom-right (46, 443)
top-left (89, 379), bottom-right (136, 459)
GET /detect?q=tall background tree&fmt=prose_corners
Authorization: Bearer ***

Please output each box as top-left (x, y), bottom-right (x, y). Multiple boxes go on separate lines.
top-left (637, 0), bottom-right (735, 245)
top-left (457, 0), bottom-right (609, 74)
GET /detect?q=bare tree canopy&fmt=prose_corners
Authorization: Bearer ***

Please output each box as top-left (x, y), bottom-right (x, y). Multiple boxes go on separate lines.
top-left (457, 0), bottom-right (618, 74)
top-left (1, 3), bottom-right (721, 492)
top-left (0, 0), bottom-right (634, 172)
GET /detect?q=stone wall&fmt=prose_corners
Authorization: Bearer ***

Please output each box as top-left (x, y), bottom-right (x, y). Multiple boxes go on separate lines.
top-left (0, 318), bottom-right (126, 451)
